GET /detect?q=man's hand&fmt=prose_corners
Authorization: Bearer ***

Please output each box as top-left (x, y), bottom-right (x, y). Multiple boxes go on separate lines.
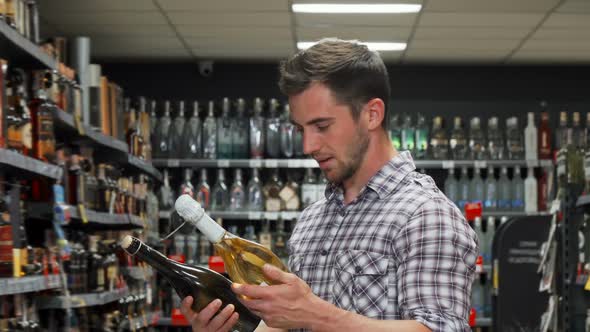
top-left (180, 296), bottom-right (240, 332)
top-left (232, 264), bottom-right (323, 330)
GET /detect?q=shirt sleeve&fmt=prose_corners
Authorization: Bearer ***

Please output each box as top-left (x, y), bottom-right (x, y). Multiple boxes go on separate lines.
top-left (393, 196), bottom-right (479, 332)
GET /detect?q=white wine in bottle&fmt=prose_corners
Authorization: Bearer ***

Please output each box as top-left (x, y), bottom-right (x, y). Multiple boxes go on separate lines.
top-left (120, 236), bottom-right (260, 332)
top-left (175, 194), bottom-right (289, 285)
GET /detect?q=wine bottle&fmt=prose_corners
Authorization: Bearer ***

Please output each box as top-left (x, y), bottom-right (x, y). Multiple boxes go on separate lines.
top-left (121, 236), bottom-right (260, 332)
top-left (175, 195), bottom-right (289, 286)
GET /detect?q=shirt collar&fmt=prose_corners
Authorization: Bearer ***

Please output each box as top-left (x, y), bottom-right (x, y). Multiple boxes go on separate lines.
top-left (324, 151), bottom-right (417, 201)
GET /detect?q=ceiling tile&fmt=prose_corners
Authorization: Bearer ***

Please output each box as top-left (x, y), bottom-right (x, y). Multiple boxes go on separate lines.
top-left (47, 24), bottom-right (176, 38)
top-left (91, 37), bottom-right (184, 52)
top-left (295, 13), bottom-right (417, 27)
top-left (520, 40), bottom-right (590, 52)
top-left (191, 48), bottom-right (293, 60)
top-left (157, 0), bottom-right (288, 11)
top-left (38, 0), bottom-right (157, 12)
top-left (532, 28), bottom-right (590, 40)
top-left (419, 12), bottom-right (544, 27)
top-left (168, 12), bottom-right (291, 26)
top-left (296, 26), bottom-right (412, 41)
top-left (41, 11), bottom-right (167, 25)
top-left (93, 48), bottom-right (191, 60)
top-left (410, 39), bottom-right (521, 50)
top-left (424, 0), bottom-right (560, 13)
top-left (176, 26), bottom-right (292, 39)
top-left (414, 27), bottom-right (531, 39)
top-left (542, 14), bottom-right (590, 28)
top-left (556, 0), bottom-right (590, 13)
top-left (509, 51), bottom-right (590, 63)
top-left (187, 38), bottom-right (293, 50)
top-left (404, 49), bottom-right (507, 62)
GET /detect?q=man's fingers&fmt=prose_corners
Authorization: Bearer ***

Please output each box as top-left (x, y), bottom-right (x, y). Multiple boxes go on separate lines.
top-left (262, 264), bottom-right (295, 284)
top-left (219, 313), bottom-right (240, 332)
top-left (195, 299), bottom-right (222, 325)
top-left (240, 297), bottom-right (265, 312)
top-left (208, 304), bottom-right (236, 330)
top-left (180, 296), bottom-right (195, 320)
top-left (232, 283), bottom-right (271, 298)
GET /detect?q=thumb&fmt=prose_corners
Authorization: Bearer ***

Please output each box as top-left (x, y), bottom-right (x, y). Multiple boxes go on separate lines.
top-left (262, 264), bottom-right (294, 284)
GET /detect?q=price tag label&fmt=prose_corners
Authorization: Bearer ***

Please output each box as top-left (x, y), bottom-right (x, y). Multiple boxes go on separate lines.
top-left (266, 160), bottom-right (278, 168)
top-left (474, 161), bottom-right (487, 169)
top-left (249, 160), bottom-right (262, 168)
top-left (265, 212), bottom-right (279, 220)
top-left (218, 160), bottom-right (230, 168)
top-left (167, 159), bottom-right (180, 167)
top-left (442, 161), bottom-right (455, 169)
top-left (287, 160), bottom-right (300, 168)
top-left (78, 204), bottom-right (89, 224)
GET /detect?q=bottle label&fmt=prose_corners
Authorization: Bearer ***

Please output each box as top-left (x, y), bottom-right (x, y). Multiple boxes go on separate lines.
top-left (259, 234), bottom-right (272, 250)
top-left (266, 198), bottom-right (281, 212)
top-left (512, 199), bottom-right (524, 208)
top-left (301, 185), bottom-right (316, 207)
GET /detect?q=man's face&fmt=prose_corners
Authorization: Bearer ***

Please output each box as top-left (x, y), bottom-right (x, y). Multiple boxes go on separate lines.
top-left (290, 82), bottom-right (369, 184)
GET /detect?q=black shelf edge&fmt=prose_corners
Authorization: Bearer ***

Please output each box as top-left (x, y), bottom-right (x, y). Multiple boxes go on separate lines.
top-left (121, 266), bottom-right (154, 280)
top-left (128, 155), bottom-right (163, 182)
top-left (37, 287), bottom-right (129, 309)
top-left (152, 158), bottom-right (554, 169)
top-left (0, 148), bottom-right (63, 180)
top-left (0, 275), bottom-right (62, 296)
top-left (0, 19), bottom-right (56, 69)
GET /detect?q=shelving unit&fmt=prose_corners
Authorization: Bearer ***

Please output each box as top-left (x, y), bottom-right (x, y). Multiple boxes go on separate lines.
top-left (0, 148), bottom-right (63, 180)
top-left (0, 20), bottom-right (56, 69)
top-left (37, 287), bottom-right (129, 309)
top-left (0, 275), bottom-right (62, 296)
top-left (121, 311), bottom-right (162, 330)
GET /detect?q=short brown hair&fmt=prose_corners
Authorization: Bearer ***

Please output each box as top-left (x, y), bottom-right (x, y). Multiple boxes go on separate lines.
top-left (279, 38), bottom-right (390, 128)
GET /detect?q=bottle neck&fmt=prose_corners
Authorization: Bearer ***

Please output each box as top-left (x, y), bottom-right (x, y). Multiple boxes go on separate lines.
top-left (126, 238), bottom-right (185, 281)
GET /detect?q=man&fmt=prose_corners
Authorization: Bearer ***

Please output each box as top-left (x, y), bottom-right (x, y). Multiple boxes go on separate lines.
top-left (181, 38), bottom-right (478, 332)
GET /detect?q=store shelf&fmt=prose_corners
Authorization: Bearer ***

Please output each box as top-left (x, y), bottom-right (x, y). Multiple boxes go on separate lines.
top-left (121, 311), bottom-right (162, 330)
top-left (0, 275), bottom-right (62, 296)
top-left (127, 155), bottom-right (163, 182)
top-left (475, 317), bottom-right (492, 327)
top-left (482, 211), bottom-right (551, 218)
top-left (155, 317), bottom-right (190, 327)
top-left (121, 266), bottom-right (154, 280)
top-left (0, 148), bottom-right (63, 180)
top-left (159, 210), bottom-right (299, 221)
top-left (0, 19), bottom-right (56, 69)
top-left (37, 287), bottom-right (129, 309)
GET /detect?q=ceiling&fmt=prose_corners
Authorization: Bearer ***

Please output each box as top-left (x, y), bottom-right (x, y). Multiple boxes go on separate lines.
top-left (37, 0), bottom-right (590, 64)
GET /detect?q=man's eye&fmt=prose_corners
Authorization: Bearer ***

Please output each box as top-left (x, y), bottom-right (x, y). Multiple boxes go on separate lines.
top-left (317, 124), bottom-right (329, 131)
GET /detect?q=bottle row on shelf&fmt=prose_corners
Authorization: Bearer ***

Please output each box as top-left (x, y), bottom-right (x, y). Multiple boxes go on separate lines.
top-left (0, 0), bottom-right (40, 44)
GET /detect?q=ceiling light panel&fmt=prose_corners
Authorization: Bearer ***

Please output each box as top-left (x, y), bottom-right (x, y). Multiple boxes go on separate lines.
top-left (292, 3), bottom-right (421, 13)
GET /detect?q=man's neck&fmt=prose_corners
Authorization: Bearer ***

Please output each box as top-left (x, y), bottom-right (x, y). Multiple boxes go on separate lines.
top-left (342, 132), bottom-right (397, 204)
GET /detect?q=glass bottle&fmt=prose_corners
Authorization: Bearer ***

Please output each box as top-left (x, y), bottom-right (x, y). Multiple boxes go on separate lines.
top-left (179, 168), bottom-right (194, 198)
top-left (217, 98), bottom-right (232, 159)
top-left (258, 220), bottom-right (272, 250)
top-left (538, 110), bottom-right (552, 160)
top-left (524, 167), bottom-right (538, 213)
top-left (231, 98), bottom-right (249, 159)
top-left (249, 98), bottom-right (265, 159)
top-left (484, 166), bottom-right (497, 212)
top-left (195, 169), bottom-right (211, 211)
top-left (487, 117), bottom-right (504, 160)
top-left (525, 112), bottom-right (538, 161)
top-left (28, 87), bottom-right (56, 162)
top-left (512, 167), bottom-right (525, 212)
top-left (457, 166), bottom-right (470, 211)
top-left (468, 117), bottom-right (486, 160)
top-left (181, 101), bottom-right (202, 159)
top-left (263, 169), bottom-right (282, 212)
top-left (265, 99), bottom-right (281, 158)
top-left (154, 101), bottom-right (172, 158)
top-left (280, 104), bottom-right (295, 158)
top-left (470, 167), bottom-right (485, 205)
top-left (211, 169), bottom-right (228, 211)
top-left (497, 166), bottom-right (512, 212)
top-left (158, 169), bottom-right (175, 210)
top-left (430, 116), bottom-right (448, 160)
top-left (414, 113), bottom-right (429, 159)
top-left (247, 168), bottom-right (264, 211)
top-left (301, 168), bottom-right (318, 208)
top-left (149, 100), bottom-right (158, 151)
top-left (273, 219), bottom-right (289, 263)
top-left (506, 117), bottom-right (524, 160)
top-left (555, 111), bottom-right (569, 154)
top-left (572, 112), bottom-right (584, 149)
top-left (121, 236), bottom-right (261, 331)
top-left (229, 169), bottom-right (246, 212)
top-left (444, 168), bottom-right (458, 207)
top-left (388, 113), bottom-right (401, 151)
top-left (400, 114), bottom-right (415, 153)
top-left (450, 116), bottom-right (468, 160)
top-left (280, 173), bottom-right (300, 211)
top-left (203, 101), bottom-right (217, 159)
top-left (244, 224), bottom-right (258, 243)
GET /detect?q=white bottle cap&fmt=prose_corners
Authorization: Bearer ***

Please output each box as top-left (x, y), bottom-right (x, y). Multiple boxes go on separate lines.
top-left (175, 194), bottom-right (225, 243)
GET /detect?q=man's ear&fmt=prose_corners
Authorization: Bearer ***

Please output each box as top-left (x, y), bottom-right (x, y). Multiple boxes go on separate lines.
top-left (365, 98), bottom-right (385, 131)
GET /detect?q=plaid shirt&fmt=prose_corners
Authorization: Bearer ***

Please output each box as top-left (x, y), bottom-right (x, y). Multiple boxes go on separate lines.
top-left (287, 151), bottom-right (478, 332)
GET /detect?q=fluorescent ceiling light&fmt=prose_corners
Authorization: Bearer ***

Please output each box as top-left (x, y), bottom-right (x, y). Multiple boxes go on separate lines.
top-left (297, 41), bottom-right (407, 51)
top-left (292, 3), bottom-right (422, 14)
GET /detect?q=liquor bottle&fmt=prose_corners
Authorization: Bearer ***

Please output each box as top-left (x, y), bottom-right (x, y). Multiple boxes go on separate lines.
top-left (444, 168), bottom-right (458, 207)
top-left (585, 113), bottom-right (590, 150)
top-left (400, 114), bottom-right (415, 152)
top-left (524, 167), bottom-right (538, 213)
top-left (301, 168), bottom-right (317, 208)
top-left (482, 217), bottom-right (495, 265)
top-left (470, 167), bottom-right (484, 205)
top-left (450, 117), bottom-right (468, 160)
top-left (179, 168), bottom-right (194, 197)
top-left (150, 100), bottom-right (158, 150)
top-left (512, 167), bottom-right (525, 212)
top-left (231, 98), bottom-right (249, 159)
top-left (555, 111), bottom-right (569, 154)
top-left (125, 99), bottom-right (137, 155)
top-left (229, 169), bottom-right (246, 212)
top-left (258, 220), bottom-right (272, 250)
top-left (414, 113), bottom-right (428, 159)
top-left (294, 117), bottom-right (304, 157)
top-left (175, 195), bottom-right (289, 286)
top-left (28, 86), bottom-right (56, 162)
top-left (203, 101), bottom-right (217, 159)
top-left (158, 169), bottom-right (175, 210)
top-left (136, 97), bottom-right (147, 159)
top-left (195, 169), bottom-right (210, 210)
top-left (265, 99), bottom-right (281, 158)
top-left (247, 168), bottom-right (264, 211)
top-left (186, 234), bottom-right (199, 265)
top-left (497, 166), bottom-right (512, 212)
top-left (273, 219), bottom-right (289, 263)
top-left (263, 169), bottom-right (282, 212)
top-left (280, 174), bottom-right (300, 211)
top-left (468, 117), bottom-right (486, 160)
top-left (0, 60), bottom-right (6, 148)
top-left (6, 68), bottom-right (31, 155)
top-left (211, 169), bottom-right (228, 211)
top-left (243, 224), bottom-right (258, 243)
top-left (484, 167), bottom-right (497, 212)
top-left (472, 277), bottom-right (485, 319)
top-left (249, 98), bottom-right (265, 159)
top-left (572, 112), bottom-right (584, 149)
top-left (87, 235), bottom-right (105, 293)
top-left (154, 101), bottom-right (171, 158)
top-left (182, 101), bottom-right (202, 158)
top-left (538, 110), bottom-right (552, 159)
top-left (457, 167), bottom-right (469, 211)
top-left (388, 113), bottom-right (401, 150)
top-left (524, 112), bottom-right (538, 161)
top-left (168, 101), bottom-right (186, 158)
top-left (280, 104), bottom-right (295, 158)
top-left (487, 117), bottom-right (504, 160)
top-left (506, 117), bottom-right (524, 160)
top-left (316, 173), bottom-right (328, 201)
top-left (473, 217), bottom-right (485, 264)
top-left (121, 236), bottom-right (261, 331)
top-left (217, 98), bottom-right (232, 159)
top-left (430, 116), bottom-right (449, 159)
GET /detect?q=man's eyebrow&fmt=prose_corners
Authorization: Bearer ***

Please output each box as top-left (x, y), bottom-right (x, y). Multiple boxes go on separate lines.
top-left (290, 117), bottom-right (335, 126)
